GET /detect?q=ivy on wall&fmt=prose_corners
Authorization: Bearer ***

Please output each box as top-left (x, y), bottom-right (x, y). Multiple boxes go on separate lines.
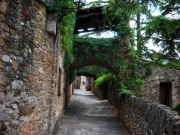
top-left (47, 0), bottom-right (76, 70)
top-left (47, 0), bottom-right (152, 96)
top-left (73, 36), bottom-right (114, 65)
top-left (73, 35), bottom-right (151, 96)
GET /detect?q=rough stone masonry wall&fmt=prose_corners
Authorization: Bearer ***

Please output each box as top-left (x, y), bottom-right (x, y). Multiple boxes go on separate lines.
top-left (108, 80), bottom-right (119, 108)
top-left (0, 0), bottom-right (66, 134)
top-left (144, 67), bottom-right (180, 108)
top-left (95, 83), bottom-right (108, 100)
top-left (118, 94), bottom-right (180, 135)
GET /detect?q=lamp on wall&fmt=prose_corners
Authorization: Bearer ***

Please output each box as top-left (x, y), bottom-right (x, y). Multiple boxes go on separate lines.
top-left (74, 0), bottom-right (86, 9)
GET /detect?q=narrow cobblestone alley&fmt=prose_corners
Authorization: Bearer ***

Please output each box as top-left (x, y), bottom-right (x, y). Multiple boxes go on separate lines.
top-left (57, 89), bottom-right (129, 135)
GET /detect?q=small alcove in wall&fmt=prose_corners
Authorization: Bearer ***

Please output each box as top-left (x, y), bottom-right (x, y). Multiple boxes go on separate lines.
top-left (160, 82), bottom-right (172, 108)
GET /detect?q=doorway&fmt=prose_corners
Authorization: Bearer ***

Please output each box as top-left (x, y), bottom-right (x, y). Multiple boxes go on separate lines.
top-left (160, 82), bottom-right (172, 108)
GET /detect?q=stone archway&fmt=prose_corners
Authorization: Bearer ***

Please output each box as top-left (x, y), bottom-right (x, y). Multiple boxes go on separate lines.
top-left (69, 57), bottom-right (112, 73)
top-left (70, 37), bottom-right (130, 75)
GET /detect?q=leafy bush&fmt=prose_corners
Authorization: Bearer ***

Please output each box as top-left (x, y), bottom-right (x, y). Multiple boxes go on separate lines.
top-left (172, 104), bottom-right (180, 116)
top-left (94, 73), bottom-right (115, 89)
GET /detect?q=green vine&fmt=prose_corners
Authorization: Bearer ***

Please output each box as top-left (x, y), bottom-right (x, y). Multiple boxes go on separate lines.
top-left (46, 0), bottom-right (76, 71)
top-left (94, 73), bottom-right (115, 89)
top-left (73, 36), bottom-right (114, 65)
top-left (61, 14), bottom-right (76, 71)
top-left (73, 35), bottom-right (151, 96)
top-left (47, 0), bottom-right (153, 96)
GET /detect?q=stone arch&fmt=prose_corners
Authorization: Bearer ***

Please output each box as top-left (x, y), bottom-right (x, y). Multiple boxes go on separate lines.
top-left (71, 37), bottom-right (131, 76)
top-left (76, 72), bottom-right (97, 79)
top-left (69, 57), bottom-right (113, 73)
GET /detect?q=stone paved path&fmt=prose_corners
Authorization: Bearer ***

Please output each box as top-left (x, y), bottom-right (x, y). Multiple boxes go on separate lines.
top-left (57, 89), bottom-right (129, 135)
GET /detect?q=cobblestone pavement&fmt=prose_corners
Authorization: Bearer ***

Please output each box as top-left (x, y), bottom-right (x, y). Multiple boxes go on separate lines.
top-left (57, 89), bottom-right (130, 135)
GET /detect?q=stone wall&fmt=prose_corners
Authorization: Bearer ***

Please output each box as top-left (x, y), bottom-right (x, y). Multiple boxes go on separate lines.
top-left (91, 78), bottom-right (96, 94)
top-left (65, 75), bottom-right (74, 108)
top-left (86, 77), bottom-right (91, 91)
top-left (144, 67), bottom-right (180, 108)
top-left (0, 0), bottom-right (66, 134)
top-left (108, 80), bottom-right (119, 108)
top-left (73, 76), bottom-right (81, 89)
top-left (95, 83), bottom-right (108, 100)
top-left (118, 94), bottom-right (180, 135)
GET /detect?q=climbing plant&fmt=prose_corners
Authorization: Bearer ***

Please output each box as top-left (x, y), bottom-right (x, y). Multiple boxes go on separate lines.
top-left (73, 36), bottom-right (114, 65)
top-left (94, 73), bottom-right (116, 89)
top-left (73, 35), bottom-right (151, 96)
top-left (46, 0), bottom-right (77, 70)
top-left (47, 0), bottom-right (153, 96)
top-left (71, 0), bottom-right (155, 96)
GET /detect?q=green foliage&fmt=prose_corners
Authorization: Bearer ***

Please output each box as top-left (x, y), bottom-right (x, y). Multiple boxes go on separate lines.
top-left (69, 71), bottom-right (77, 84)
top-left (102, 1), bottom-right (136, 37)
top-left (110, 0), bottom-right (180, 62)
top-left (126, 60), bottom-right (144, 90)
top-left (76, 66), bottom-right (109, 79)
top-left (46, 0), bottom-right (77, 17)
top-left (119, 83), bottom-right (134, 96)
top-left (94, 73), bottom-right (115, 89)
top-left (138, 60), bottom-right (152, 79)
top-left (47, 0), bottom-right (156, 96)
top-left (136, 0), bottom-right (180, 61)
top-left (140, 16), bottom-right (180, 59)
top-left (73, 21), bottom-right (150, 96)
top-left (172, 103), bottom-right (180, 116)
top-left (61, 13), bottom-right (76, 70)
top-left (160, 0), bottom-right (180, 15)
top-left (46, 0), bottom-right (76, 71)
top-left (73, 36), bottom-right (114, 65)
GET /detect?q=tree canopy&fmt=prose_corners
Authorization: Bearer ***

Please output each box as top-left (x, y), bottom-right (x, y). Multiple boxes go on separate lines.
top-left (137, 0), bottom-right (180, 62)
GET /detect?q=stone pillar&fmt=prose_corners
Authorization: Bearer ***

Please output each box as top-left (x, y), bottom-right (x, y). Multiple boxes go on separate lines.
top-left (108, 80), bottom-right (119, 108)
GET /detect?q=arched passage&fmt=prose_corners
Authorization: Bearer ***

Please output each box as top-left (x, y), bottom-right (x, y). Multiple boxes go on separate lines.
top-left (69, 57), bottom-right (112, 73)
top-left (70, 37), bottom-right (128, 75)
top-left (65, 36), bottom-right (145, 107)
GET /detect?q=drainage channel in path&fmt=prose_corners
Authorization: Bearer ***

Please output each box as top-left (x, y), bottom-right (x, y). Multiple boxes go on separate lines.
top-left (57, 89), bottom-right (130, 135)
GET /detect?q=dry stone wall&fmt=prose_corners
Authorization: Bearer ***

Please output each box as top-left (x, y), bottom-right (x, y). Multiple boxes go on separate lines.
top-left (119, 94), bottom-right (180, 135)
top-left (0, 0), bottom-right (66, 134)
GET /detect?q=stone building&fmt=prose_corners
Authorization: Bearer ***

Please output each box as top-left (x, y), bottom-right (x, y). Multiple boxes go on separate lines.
top-left (0, 0), bottom-right (68, 134)
top-left (144, 67), bottom-right (180, 108)
top-left (73, 76), bottom-right (81, 89)
top-left (80, 76), bottom-right (86, 89)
